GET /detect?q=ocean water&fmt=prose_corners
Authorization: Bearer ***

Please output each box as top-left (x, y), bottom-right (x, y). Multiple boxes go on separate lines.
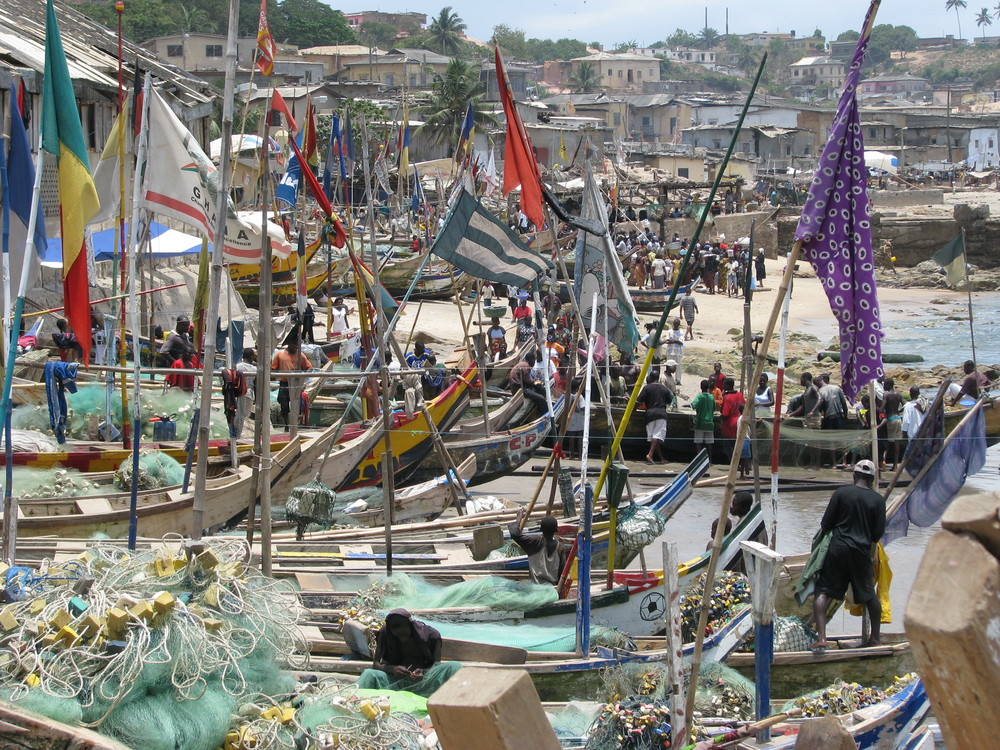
top-left (802, 292), bottom-right (1000, 368)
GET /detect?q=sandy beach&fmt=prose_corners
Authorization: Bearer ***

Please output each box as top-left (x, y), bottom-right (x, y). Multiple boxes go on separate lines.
top-left (401, 254), bottom-right (978, 404)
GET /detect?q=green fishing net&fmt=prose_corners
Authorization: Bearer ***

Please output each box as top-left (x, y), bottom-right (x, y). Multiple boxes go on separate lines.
top-left (692, 661), bottom-right (755, 720)
top-left (355, 572), bottom-right (559, 613)
top-left (11, 384), bottom-right (230, 443)
top-left (616, 504), bottom-right (666, 552)
top-left (8, 466), bottom-right (99, 500)
top-left (0, 538), bottom-right (307, 750)
top-left (113, 450), bottom-right (185, 491)
top-left (416, 619), bottom-right (632, 653)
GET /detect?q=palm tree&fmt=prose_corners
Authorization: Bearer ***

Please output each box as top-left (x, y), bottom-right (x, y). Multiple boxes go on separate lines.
top-left (420, 59), bottom-right (498, 148)
top-left (426, 6), bottom-right (466, 56)
top-left (569, 61), bottom-right (602, 93)
top-left (947, 0), bottom-right (968, 40)
top-left (178, 4), bottom-right (216, 33)
top-left (977, 6), bottom-right (993, 38)
top-left (698, 27), bottom-right (721, 49)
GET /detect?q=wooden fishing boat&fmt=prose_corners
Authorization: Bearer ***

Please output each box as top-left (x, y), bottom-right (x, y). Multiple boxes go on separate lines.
top-left (280, 364), bottom-right (477, 494)
top-left (0, 435), bottom-right (287, 474)
top-left (446, 342), bottom-right (529, 389)
top-left (376, 252), bottom-right (464, 300)
top-left (727, 633), bottom-right (915, 701)
top-left (0, 700), bottom-right (131, 750)
top-left (234, 267), bottom-right (331, 307)
top-left (406, 396), bottom-right (561, 486)
top-left (627, 277), bottom-right (701, 312)
top-left (730, 677), bottom-right (929, 750)
top-left (339, 454), bottom-right (477, 527)
top-left (3, 438), bottom-right (300, 539)
top-left (308, 605), bottom-right (753, 702)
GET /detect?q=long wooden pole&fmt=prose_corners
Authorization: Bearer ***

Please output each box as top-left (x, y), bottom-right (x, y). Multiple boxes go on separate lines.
top-left (590, 53), bottom-right (768, 513)
top-left (257, 106), bottom-right (276, 575)
top-left (192, 0), bottom-right (240, 539)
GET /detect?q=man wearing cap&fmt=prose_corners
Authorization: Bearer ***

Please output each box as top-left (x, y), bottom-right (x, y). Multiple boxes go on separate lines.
top-left (811, 459), bottom-right (886, 650)
top-left (659, 360), bottom-right (679, 404)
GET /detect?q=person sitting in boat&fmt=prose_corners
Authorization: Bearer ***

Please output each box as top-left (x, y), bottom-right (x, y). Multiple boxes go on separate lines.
top-left (51, 318), bottom-right (83, 363)
top-left (486, 317), bottom-right (508, 361)
top-left (356, 609), bottom-right (461, 697)
top-left (809, 459), bottom-right (885, 651)
top-left (158, 315), bottom-right (192, 368)
top-left (405, 341), bottom-right (432, 370)
top-left (164, 344), bottom-right (201, 393)
top-left (508, 351), bottom-right (547, 411)
top-left (948, 359), bottom-right (991, 407)
top-left (510, 508), bottom-right (569, 587)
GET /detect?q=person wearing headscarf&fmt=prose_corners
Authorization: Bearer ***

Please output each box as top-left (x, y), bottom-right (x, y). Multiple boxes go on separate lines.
top-left (356, 609), bottom-right (461, 696)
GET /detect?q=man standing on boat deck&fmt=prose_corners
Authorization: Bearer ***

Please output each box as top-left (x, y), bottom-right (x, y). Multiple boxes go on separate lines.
top-left (510, 508), bottom-right (569, 586)
top-left (811, 459), bottom-right (885, 650)
top-left (158, 315), bottom-right (192, 367)
top-left (272, 336), bottom-right (311, 429)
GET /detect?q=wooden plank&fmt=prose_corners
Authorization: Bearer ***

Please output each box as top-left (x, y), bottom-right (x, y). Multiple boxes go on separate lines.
top-left (793, 715), bottom-right (855, 750)
top-left (341, 544), bottom-right (376, 568)
top-left (441, 639), bottom-right (527, 665)
top-left (904, 529), bottom-right (1000, 750)
top-left (74, 497), bottom-right (114, 515)
top-left (941, 492), bottom-right (1000, 558)
top-left (428, 668), bottom-right (561, 750)
top-left (294, 572), bottom-right (336, 591)
top-left (439, 544), bottom-right (475, 566)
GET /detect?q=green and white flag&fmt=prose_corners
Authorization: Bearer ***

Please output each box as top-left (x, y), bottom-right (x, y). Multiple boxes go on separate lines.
top-left (932, 233), bottom-right (966, 286)
top-left (431, 190), bottom-right (553, 286)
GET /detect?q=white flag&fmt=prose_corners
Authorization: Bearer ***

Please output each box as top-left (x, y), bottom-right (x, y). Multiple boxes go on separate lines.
top-left (141, 90), bottom-right (291, 263)
top-left (482, 147), bottom-right (497, 197)
top-left (89, 108), bottom-right (131, 227)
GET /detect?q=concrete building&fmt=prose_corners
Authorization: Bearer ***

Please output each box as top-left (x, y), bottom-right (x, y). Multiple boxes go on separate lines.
top-left (860, 73), bottom-right (931, 100)
top-left (789, 56), bottom-right (846, 96)
top-left (566, 52), bottom-right (661, 91)
top-left (300, 45), bottom-right (386, 78)
top-left (968, 127), bottom-right (1000, 169)
top-left (343, 11), bottom-right (426, 37)
top-left (339, 48), bottom-right (451, 88)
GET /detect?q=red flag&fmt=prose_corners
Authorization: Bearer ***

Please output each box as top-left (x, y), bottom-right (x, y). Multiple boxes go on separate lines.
top-left (495, 46), bottom-right (544, 230)
top-left (271, 90), bottom-right (297, 133)
top-left (287, 134), bottom-right (347, 248)
top-left (256, 0), bottom-right (276, 76)
top-left (303, 100), bottom-right (318, 166)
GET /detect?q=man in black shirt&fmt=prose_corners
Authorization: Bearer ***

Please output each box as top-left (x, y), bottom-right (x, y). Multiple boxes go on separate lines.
top-left (637, 372), bottom-right (672, 464)
top-left (812, 459), bottom-right (886, 650)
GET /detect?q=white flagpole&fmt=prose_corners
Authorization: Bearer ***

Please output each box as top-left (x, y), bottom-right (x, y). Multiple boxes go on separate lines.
top-left (126, 75), bottom-right (152, 550)
top-left (193, 0), bottom-right (241, 537)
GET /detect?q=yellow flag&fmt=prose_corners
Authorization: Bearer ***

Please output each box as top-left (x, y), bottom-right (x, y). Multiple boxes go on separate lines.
top-left (559, 132), bottom-right (568, 163)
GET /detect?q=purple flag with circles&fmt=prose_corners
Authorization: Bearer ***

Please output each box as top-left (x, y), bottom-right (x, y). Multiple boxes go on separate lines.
top-left (794, 0), bottom-right (883, 401)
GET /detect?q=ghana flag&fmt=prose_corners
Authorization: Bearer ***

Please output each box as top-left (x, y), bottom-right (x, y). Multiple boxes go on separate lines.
top-left (42, 0), bottom-right (99, 364)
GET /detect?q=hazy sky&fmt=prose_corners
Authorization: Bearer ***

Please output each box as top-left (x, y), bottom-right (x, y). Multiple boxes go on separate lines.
top-left (339, 1), bottom-right (971, 48)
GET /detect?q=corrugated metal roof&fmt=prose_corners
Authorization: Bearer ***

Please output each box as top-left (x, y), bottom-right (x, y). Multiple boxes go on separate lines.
top-left (0, 0), bottom-right (215, 106)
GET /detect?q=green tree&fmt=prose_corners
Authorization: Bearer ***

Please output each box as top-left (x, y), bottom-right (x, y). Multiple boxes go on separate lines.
top-left (358, 20), bottom-right (399, 49)
top-left (947, 0), bottom-right (968, 40)
top-left (426, 6), bottom-right (466, 56)
top-left (836, 29), bottom-right (860, 41)
top-left (524, 37), bottom-right (588, 62)
top-left (178, 4), bottom-right (217, 33)
top-left (977, 7), bottom-right (994, 38)
top-left (666, 28), bottom-right (698, 47)
top-left (569, 61), bottom-right (602, 92)
top-left (613, 39), bottom-right (638, 53)
top-left (76, 0), bottom-right (182, 42)
top-left (491, 24), bottom-right (530, 60)
top-left (270, 0), bottom-right (355, 47)
top-left (698, 27), bottom-right (721, 49)
top-left (420, 59), bottom-right (497, 148)
top-left (732, 43), bottom-right (763, 77)
top-left (656, 55), bottom-right (679, 78)
top-left (813, 28), bottom-right (824, 39)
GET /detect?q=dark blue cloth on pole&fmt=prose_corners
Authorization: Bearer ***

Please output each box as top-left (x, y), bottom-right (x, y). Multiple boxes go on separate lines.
top-left (44, 361), bottom-right (78, 444)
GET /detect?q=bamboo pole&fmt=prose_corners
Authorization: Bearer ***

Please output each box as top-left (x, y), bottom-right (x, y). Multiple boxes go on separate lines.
top-left (192, 0), bottom-right (239, 539)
